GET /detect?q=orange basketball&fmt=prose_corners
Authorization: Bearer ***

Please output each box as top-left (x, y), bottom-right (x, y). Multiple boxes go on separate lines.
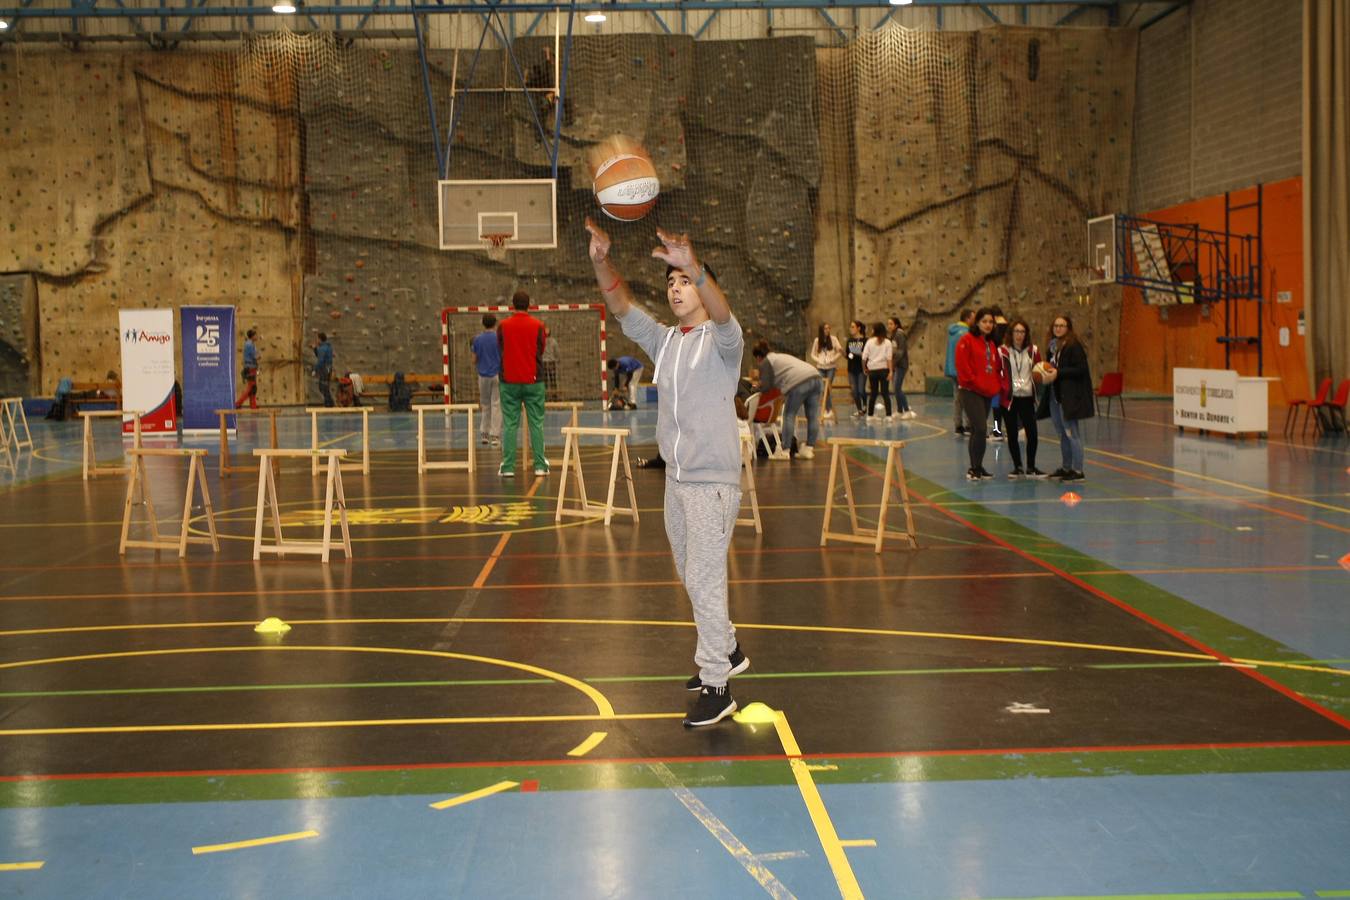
top-left (594, 151), bottom-right (659, 222)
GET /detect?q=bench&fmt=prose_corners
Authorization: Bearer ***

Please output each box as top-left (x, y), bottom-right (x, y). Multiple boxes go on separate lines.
top-left (68, 381), bottom-right (122, 412)
top-left (358, 373), bottom-right (444, 404)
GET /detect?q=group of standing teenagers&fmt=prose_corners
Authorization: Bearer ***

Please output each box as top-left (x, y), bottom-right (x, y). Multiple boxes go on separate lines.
top-left (952, 307), bottom-right (1094, 483)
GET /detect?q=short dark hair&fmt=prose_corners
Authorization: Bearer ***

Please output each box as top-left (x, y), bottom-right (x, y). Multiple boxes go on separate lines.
top-left (959, 308), bottom-right (975, 324)
top-left (246, 328), bottom-right (257, 339)
top-left (607, 358), bottom-right (619, 370)
top-left (481, 314), bottom-right (496, 329)
top-left (511, 290), bottom-right (530, 310)
top-left (871, 322), bottom-right (887, 339)
top-left (751, 339), bottom-right (771, 359)
top-left (318, 332), bottom-right (328, 342)
top-left (665, 262), bottom-right (717, 283)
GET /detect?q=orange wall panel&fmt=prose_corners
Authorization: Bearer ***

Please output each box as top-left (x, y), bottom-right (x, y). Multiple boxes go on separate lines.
top-left (1118, 177), bottom-right (1307, 407)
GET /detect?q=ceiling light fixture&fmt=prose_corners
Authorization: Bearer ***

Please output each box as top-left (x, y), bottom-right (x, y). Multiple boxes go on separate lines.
top-left (584, 11), bottom-right (606, 23)
top-left (888, 0), bottom-right (913, 6)
top-left (272, 2), bottom-right (297, 13)
top-left (0, 19), bottom-right (10, 29)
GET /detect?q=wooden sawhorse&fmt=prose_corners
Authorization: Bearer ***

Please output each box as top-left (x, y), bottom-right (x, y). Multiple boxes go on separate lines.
top-left (253, 449), bottom-right (352, 563)
top-left (80, 410), bottom-right (144, 480)
top-left (119, 448), bottom-right (220, 557)
top-left (555, 425), bottom-right (639, 526)
top-left (216, 407), bottom-right (281, 478)
top-left (414, 403), bottom-right (477, 473)
top-left (737, 429), bottom-right (762, 533)
top-left (820, 437), bottom-right (917, 553)
top-left (308, 406), bottom-right (371, 475)
top-left (1, 397), bottom-right (33, 453)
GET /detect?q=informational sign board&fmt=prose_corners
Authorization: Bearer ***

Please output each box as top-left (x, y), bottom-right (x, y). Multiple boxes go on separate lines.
top-left (180, 306), bottom-right (236, 434)
top-left (118, 309), bottom-right (178, 434)
top-left (1173, 367), bottom-right (1238, 432)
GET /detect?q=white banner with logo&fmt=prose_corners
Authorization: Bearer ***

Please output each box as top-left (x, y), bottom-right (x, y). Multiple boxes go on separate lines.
top-left (119, 309), bottom-right (178, 434)
top-left (1172, 367), bottom-right (1238, 433)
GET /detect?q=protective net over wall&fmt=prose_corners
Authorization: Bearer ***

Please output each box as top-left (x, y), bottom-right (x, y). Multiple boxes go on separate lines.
top-left (815, 26), bottom-right (1136, 384)
top-left (442, 306), bottom-right (604, 405)
top-left (3, 25), bottom-right (1133, 398)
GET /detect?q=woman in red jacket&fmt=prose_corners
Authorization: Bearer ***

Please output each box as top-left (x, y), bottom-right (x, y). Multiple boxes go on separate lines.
top-left (955, 307), bottom-right (1002, 481)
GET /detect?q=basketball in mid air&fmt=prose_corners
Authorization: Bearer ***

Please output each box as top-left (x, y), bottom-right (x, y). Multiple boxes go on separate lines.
top-left (592, 136), bottom-right (660, 222)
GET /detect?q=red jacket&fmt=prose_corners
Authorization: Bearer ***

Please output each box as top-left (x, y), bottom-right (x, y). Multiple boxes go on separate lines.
top-left (955, 331), bottom-right (1002, 398)
top-left (497, 311), bottom-right (546, 384)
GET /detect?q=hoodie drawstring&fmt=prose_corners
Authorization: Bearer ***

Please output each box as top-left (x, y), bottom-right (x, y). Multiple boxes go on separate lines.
top-left (650, 327), bottom-right (677, 385)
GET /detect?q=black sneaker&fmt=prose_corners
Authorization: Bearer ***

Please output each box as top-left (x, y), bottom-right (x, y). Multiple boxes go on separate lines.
top-left (686, 644), bottom-right (750, 691)
top-left (966, 468), bottom-right (981, 481)
top-left (1048, 467), bottom-right (1070, 479)
top-left (683, 685), bottom-right (737, 728)
top-left (990, 429), bottom-right (1005, 442)
top-left (977, 467), bottom-right (995, 480)
top-left (1008, 467), bottom-right (1025, 479)
top-left (955, 426), bottom-right (969, 437)
top-left (1027, 467), bottom-right (1048, 479)
top-left (1062, 470), bottom-right (1086, 482)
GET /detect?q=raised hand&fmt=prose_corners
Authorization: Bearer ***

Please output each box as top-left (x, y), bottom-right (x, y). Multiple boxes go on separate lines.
top-left (585, 216), bottom-right (611, 264)
top-left (651, 227), bottom-right (698, 273)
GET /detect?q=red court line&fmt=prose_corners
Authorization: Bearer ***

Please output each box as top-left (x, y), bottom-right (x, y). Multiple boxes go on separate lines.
top-left (892, 476), bottom-right (1350, 734)
top-left (6, 738), bottom-right (1349, 784)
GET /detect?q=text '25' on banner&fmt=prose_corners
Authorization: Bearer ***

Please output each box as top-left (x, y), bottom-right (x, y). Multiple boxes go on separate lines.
top-left (181, 306), bottom-right (237, 434)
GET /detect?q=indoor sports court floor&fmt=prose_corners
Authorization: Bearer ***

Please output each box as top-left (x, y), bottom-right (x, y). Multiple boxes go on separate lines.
top-left (1, 397), bottom-right (1348, 899)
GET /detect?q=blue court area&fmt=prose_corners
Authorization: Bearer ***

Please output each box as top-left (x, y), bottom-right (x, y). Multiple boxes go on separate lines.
top-left (3, 772), bottom-right (1349, 898)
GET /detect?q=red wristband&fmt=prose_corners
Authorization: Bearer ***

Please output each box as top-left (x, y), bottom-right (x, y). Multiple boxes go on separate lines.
top-left (601, 276), bottom-right (621, 293)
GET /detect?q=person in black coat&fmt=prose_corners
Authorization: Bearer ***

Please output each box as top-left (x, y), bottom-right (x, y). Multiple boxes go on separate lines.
top-left (1039, 314), bottom-right (1093, 481)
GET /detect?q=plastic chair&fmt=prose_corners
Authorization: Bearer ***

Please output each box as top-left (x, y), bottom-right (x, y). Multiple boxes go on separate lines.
top-left (1095, 372), bottom-right (1124, 417)
top-left (1325, 379), bottom-right (1349, 433)
top-left (1298, 377), bottom-right (1333, 437)
top-left (752, 391), bottom-right (784, 457)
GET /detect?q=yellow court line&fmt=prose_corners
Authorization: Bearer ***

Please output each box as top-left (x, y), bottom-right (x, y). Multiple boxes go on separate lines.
top-left (192, 830), bottom-right (318, 855)
top-left (774, 710), bottom-right (863, 900)
top-left (839, 840), bottom-right (877, 848)
top-left (0, 645), bottom-right (616, 719)
top-left (1087, 446), bottom-right (1350, 516)
top-left (2, 617), bottom-right (1346, 677)
top-left (567, 731), bottom-right (608, 757)
top-left (0, 713), bottom-right (683, 738)
top-left (429, 780), bottom-right (519, 810)
top-left (0, 861), bottom-right (45, 871)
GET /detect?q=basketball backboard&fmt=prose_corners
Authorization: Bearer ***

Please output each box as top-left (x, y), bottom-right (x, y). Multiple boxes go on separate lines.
top-left (1086, 215), bottom-right (1116, 283)
top-left (438, 179), bottom-right (557, 251)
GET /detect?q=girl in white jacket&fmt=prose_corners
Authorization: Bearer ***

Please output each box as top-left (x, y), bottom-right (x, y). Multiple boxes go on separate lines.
top-left (809, 323), bottom-right (843, 421)
top-left (861, 322), bottom-right (893, 420)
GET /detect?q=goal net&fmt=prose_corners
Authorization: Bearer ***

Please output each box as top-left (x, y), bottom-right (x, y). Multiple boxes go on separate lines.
top-left (440, 304), bottom-right (607, 407)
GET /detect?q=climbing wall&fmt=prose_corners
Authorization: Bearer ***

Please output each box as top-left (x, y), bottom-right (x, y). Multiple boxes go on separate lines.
top-left (299, 34), bottom-right (817, 390)
top-left (0, 274), bottom-right (38, 397)
top-left (816, 26), bottom-right (1134, 383)
top-left (2, 27), bottom-right (1128, 399)
top-left (0, 49), bottom-right (303, 400)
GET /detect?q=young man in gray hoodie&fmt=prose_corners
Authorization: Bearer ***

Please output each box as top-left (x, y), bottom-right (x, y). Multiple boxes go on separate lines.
top-left (586, 216), bottom-right (748, 728)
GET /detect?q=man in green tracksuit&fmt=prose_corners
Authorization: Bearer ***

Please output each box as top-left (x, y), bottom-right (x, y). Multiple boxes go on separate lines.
top-left (497, 289), bottom-right (549, 477)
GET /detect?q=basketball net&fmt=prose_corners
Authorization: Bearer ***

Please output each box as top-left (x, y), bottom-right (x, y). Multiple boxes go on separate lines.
top-left (1069, 267), bottom-right (1101, 307)
top-left (482, 233), bottom-right (511, 262)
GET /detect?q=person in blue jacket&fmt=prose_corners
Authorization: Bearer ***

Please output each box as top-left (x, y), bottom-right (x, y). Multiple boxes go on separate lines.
top-left (312, 332), bottom-right (334, 407)
top-left (944, 309), bottom-right (975, 435)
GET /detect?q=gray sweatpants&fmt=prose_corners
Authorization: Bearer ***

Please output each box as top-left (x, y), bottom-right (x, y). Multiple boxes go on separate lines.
top-left (478, 375), bottom-right (501, 439)
top-left (664, 480), bottom-right (742, 688)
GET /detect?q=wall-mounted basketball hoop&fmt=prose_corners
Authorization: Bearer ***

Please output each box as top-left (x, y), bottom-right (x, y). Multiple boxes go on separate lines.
top-left (482, 233), bottom-right (512, 262)
top-left (1069, 266), bottom-right (1103, 306)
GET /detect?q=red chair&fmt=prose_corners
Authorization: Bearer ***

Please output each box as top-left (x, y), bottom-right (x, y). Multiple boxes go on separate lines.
top-left (1293, 377), bottom-right (1333, 437)
top-left (1325, 379), bottom-right (1349, 433)
top-left (1095, 372), bottom-right (1124, 417)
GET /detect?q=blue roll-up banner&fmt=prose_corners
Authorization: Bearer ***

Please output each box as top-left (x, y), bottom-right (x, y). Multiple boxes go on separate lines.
top-left (180, 306), bottom-right (236, 434)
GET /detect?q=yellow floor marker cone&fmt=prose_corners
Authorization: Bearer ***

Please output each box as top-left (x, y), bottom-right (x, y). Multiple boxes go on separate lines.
top-left (254, 617), bottom-right (292, 635)
top-left (733, 701), bottom-right (777, 724)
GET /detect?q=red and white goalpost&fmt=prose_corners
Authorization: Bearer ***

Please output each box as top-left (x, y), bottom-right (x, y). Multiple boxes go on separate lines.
top-left (439, 303), bottom-right (608, 407)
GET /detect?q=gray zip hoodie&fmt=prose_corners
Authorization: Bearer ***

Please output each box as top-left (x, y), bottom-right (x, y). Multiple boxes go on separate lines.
top-left (616, 303), bottom-right (743, 486)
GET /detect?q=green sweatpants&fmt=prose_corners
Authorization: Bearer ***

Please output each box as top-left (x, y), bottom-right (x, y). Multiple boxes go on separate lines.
top-left (499, 380), bottom-right (547, 472)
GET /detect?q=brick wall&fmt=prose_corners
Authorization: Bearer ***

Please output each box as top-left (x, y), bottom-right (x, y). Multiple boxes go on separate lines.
top-left (1130, 0), bottom-right (1302, 211)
